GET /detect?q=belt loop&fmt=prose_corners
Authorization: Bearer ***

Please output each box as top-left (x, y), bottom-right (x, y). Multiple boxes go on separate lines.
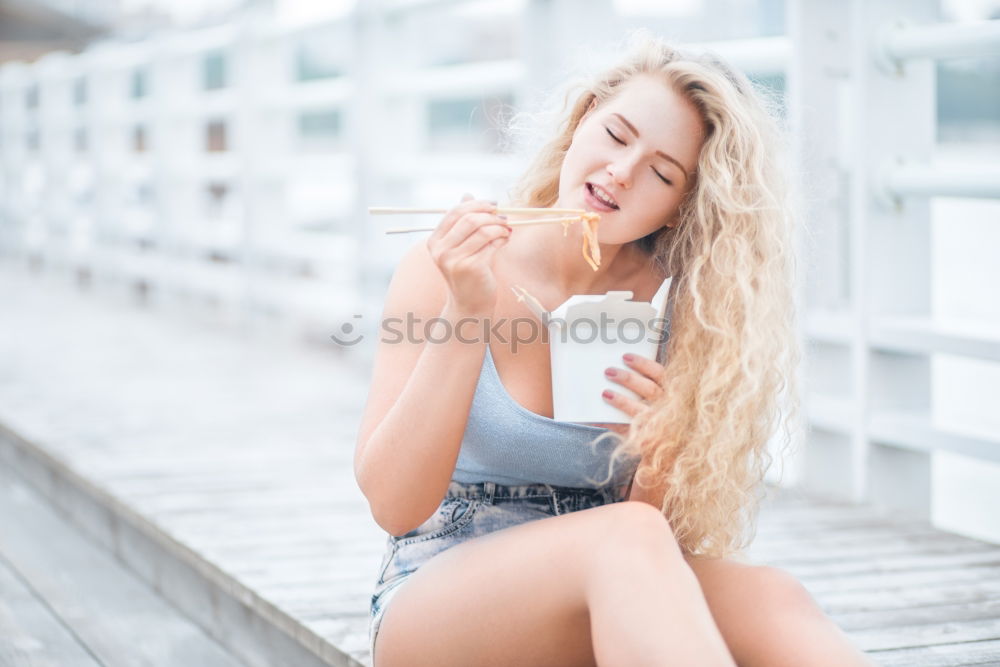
top-left (484, 481), bottom-right (496, 504)
top-left (550, 488), bottom-right (562, 516)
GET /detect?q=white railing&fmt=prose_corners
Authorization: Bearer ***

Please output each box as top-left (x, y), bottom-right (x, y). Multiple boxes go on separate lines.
top-left (790, 0), bottom-right (1000, 544)
top-left (690, 36), bottom-right (791, 76)
top-left (876, 18), bottom-right (1000, 203)
top-left (880, 18), bottom-right (1000, 64)
top-left (880, 161), bottom-right (1000, 201)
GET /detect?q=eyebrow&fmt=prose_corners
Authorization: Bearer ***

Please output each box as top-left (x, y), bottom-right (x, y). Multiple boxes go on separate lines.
top-left (611, 112), bottom-right (691, 183)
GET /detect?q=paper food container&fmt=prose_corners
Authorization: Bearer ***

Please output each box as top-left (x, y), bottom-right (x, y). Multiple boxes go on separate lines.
top-left (512, 278), bottom-right (671, 424)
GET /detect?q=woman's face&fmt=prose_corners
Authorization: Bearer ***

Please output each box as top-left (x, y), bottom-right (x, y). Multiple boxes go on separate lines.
top-left (558, 74), bottom-right (705, 245)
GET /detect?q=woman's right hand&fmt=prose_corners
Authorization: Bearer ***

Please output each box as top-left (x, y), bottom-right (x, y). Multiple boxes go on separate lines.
top-left (426, 193), bottom-right (513, 316)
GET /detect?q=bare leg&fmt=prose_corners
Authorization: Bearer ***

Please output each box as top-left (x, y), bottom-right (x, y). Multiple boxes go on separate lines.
top-left (586, 503), bottom-right (736, 667)
top-left (687, 556), bottom-right (876, 667)
top-left (374, 501), bottom-right (735, 667)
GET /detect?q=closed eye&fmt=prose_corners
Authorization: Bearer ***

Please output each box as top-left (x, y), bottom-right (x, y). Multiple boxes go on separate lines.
top-left (652, 168), bottom-right (673, 186)
top-left (605, 127), bottom-right (673, 187)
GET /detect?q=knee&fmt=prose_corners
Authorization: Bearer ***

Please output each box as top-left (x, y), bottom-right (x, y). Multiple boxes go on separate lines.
top-left (751, 565), bottom-right (823, 618)
top-left (599, 501), bottom-right (682, 564)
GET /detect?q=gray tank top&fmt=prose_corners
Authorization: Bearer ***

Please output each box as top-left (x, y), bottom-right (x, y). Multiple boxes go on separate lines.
top-left (450, 277), bottom-right (673, 489)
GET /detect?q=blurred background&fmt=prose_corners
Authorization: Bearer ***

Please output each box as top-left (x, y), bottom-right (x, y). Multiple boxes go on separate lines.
top-left (1, 0), bottom-right (998, 542)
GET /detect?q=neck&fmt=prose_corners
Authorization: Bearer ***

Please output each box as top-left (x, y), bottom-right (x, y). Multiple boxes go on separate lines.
top-left (518, 219), bottom-right (641, 297)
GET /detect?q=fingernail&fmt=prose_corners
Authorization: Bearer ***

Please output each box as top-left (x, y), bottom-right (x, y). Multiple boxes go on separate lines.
top-left (604, 368), bottom-right (617, 377)
top-left (623, 354), bottom-right (634, 363)
top-left (602, 390), bottom-right (614, 400)
top-left (498, 214), bottom-right (508, 220)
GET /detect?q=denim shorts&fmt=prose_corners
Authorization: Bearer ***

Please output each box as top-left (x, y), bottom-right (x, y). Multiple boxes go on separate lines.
top-left (367, 479), bottom-right (631, 662)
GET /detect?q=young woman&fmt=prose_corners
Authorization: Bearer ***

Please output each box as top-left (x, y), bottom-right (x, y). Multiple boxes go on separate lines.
top-left (355, 32), bottom-right (874, 667)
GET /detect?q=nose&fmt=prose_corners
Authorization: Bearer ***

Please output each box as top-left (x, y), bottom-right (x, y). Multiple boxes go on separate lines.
top-left (606, 157), bottom-right (636, 190)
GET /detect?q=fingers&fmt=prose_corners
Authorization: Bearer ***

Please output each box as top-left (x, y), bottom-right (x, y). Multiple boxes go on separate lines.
top-left (603, 353), bottom-right (665, 418)
top-left (427, 193), bottom-right (498, 246)
top-left (604, 357), bottom-right (663, 401)
top-left (449, 222), bottom-right (512, 266)
top-left (440, 211), bottom-right (510, 255)
top-left (604, 367), bottom-right (661, 401)
top-left (622, 352), bottom-right (666, 384)
top-left (601, 386), bottom-right (645, 419)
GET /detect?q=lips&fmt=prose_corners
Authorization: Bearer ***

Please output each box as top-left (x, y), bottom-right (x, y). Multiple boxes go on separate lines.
top-left (586, 183), bottom-right (620, 211)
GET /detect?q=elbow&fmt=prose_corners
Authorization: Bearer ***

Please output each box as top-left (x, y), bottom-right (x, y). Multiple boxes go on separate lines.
top-left (369, 496), bottom-right (428, 537)
top-left (362, 483), bottom-right (436, 537)
top-left (375, 510), bottom-right (418, 538)
top-left (355, 460), bottom-right (421, 537)
top-left (353, 434), bottom-right (444, 537)
top-left (354, 444), bottom-right (388, 530)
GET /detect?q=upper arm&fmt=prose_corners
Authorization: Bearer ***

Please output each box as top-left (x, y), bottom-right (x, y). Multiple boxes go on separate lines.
top-left (354, 240), bottom-right (448, 472)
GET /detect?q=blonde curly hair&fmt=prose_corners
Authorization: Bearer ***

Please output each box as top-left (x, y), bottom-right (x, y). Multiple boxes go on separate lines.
top-left (504, 30), bottom-right (803, 559)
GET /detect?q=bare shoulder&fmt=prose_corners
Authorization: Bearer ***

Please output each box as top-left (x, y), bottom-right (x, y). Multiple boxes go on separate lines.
top-left (385, 239), bottom-right (449, 316)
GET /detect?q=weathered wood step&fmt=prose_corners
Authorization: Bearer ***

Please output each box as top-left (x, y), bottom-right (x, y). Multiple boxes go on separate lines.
top-left (0, 465), bottom-right (247, 667)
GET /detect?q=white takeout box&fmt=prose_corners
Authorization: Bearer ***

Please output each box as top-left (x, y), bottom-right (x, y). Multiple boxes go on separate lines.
top-left (512, 278), bottom-right (672, 424)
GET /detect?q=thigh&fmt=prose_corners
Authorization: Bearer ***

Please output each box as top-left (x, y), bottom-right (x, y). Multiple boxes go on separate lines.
top-left (374, 500), bottom-right (669, 667)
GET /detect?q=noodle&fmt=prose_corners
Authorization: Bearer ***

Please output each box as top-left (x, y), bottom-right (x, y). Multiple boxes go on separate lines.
top-left (579, 212), bottom-right (601, 271)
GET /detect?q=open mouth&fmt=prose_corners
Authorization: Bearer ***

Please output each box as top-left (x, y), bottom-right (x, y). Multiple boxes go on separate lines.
top-left (586, 183), bottom-right (619, 211)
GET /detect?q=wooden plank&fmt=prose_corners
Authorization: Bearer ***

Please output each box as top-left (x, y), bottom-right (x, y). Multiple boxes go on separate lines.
top-left (800, 561), bottom-right (1000, 594)
top-left (132, 495), bottom-right (343, 513)
top-left (231, 559), bottom-right (377, 586)
top-left (304, 617), bottom-right (371, 652)
top-left (754, 517), bottom-right (932, 539)
top-left (756, 504), bottom-right (902, 524)
top-left (850, 617), bottom-right (1000, 652)
top-left (200, 539), bottom-right (375, 560)
top-left (815, 577), bottom-right (1000, 614)
top-left (782, 548), bottom-right (1000, 578)
top-left (750, 528), bottom-right (941, 559)
top-left (0, 556), bottom-right (102, 667)
top-left (873, 638), bottom-right (1000, 666)
top-left (833, 598), bottom-right (1000, 631)
top-left (750, 528), bottom-right (994, 564)
top-left (0, 468), bottom-right (247, 667)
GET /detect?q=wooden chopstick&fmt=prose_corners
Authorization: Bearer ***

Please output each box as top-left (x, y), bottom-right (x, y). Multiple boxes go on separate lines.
top-left (384, 216), bottom-right (584, 234)
top-left (369, 206), bottom-right (587, 216)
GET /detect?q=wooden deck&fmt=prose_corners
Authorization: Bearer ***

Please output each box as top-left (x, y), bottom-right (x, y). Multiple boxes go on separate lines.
top-left (0, 464), bottom-right (248, 667)
top-left (1, 264), bottom-right (999, 667)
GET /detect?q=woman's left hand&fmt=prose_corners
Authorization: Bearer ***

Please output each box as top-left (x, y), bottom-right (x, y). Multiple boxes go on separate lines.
top-left (591, 353), bottom-right (666, 436)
